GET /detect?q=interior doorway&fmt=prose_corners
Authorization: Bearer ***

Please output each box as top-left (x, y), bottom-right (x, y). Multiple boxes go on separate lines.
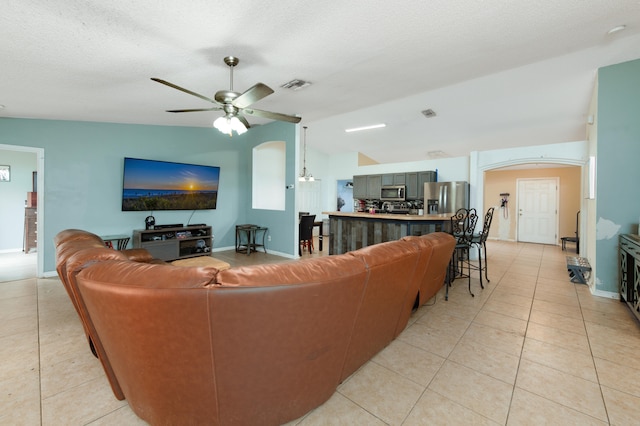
top-left (0, 144), bottom-right (44, 278)
top-left (516, 177), bottom-right (558, 244)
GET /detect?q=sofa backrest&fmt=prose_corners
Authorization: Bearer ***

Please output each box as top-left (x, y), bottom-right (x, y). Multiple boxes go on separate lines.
top-left (341, 238), bottom-right (424, 379)
top-left (402, 232), bottom-right (455, 306)
top-left (78, 255), bottom-right (368, 426)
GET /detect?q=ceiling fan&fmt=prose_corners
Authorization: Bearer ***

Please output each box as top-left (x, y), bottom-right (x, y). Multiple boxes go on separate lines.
top-left (151, 56), bottom-right (301, 136)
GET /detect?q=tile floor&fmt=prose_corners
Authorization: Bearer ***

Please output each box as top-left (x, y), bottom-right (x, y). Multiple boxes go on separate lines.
top-left (2, 240), bottom-right (640, 425)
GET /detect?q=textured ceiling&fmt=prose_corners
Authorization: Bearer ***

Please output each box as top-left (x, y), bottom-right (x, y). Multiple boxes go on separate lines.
top-left (1, 1), bottom-right (640, 163)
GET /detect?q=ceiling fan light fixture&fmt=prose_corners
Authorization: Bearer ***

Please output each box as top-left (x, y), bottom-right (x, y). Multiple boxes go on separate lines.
top-left (213, 115), bottom-right (247, 136)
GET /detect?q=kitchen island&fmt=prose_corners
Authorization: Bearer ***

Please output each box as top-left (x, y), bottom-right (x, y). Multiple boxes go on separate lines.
top-left (323, 211), bottom-right (452, 255)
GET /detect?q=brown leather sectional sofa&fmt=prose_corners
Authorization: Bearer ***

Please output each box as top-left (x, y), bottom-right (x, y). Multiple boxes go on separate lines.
top-left (54, 228), bottom-right (454, 425)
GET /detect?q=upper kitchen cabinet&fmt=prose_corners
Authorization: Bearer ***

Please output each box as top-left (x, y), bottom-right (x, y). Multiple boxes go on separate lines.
top-left (353, 174), bottom-right (382, 199)
top-left (353, 175), bottom-right (368, 199)
top-left (405, 172), bottom-right (418, 199)
top-left (381, 173), bottom-right (406, 186)
top-left (366, 175), bottom-right (382, 199)
top-left (417, 171), bottom-right (437, 199)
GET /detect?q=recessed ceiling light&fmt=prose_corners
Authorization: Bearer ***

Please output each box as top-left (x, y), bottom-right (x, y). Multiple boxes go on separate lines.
top-left (607, 25), bottom-right (626, 35)
top-left (345, 123), bottom-right (386, 133)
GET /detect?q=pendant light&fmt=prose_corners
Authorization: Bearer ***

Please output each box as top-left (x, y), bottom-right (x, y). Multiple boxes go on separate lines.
top-left (299, 126), bottom-right (314, 181)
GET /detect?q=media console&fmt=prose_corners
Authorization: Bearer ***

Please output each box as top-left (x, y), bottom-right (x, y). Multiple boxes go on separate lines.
top-left (133, 225), bottom-right (212, 261)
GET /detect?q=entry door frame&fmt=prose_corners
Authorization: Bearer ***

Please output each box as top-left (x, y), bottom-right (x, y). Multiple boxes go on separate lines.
top-left (516, 177), bottom-right (559, 245)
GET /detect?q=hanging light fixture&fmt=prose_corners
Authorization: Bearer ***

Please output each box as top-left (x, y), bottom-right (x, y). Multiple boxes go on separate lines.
top-left (299, 126), bottom-right (314, 182)
top-left (213, 114), bottom-right (247, 136)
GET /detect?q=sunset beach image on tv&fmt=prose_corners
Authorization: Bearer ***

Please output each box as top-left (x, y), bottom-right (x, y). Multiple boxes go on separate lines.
top-left (122, 158), bottom-right (220, 211)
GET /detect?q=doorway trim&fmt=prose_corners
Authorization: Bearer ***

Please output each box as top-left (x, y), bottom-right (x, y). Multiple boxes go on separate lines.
top-left (471, 148), bottom-right (587, 250)
top-left (0, 144), bottom-right (45, 277)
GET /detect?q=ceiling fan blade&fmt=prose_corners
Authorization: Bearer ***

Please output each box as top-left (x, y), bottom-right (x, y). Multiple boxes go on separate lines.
top-left (151, 78), bottom-right (217, 104)
top-left (166, 107), bottom-right (222, 113)
top-left (243, 108), bottom-right (301, 123)
top-left (232, 83), bottom-right (274, 109)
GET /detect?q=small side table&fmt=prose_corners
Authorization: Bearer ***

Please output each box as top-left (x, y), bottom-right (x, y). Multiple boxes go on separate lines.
top-left (101, 234), bottom-right (131, 251)
top-left (235, 225), bottom-right (268, 255)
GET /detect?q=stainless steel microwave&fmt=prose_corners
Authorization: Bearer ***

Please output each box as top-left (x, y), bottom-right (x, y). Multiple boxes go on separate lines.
top-left (380, 185), bottom-right (406, 201)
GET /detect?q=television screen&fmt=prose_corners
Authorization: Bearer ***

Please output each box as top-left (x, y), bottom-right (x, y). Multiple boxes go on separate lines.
top-left (122, 157), bottom-right (220, 211)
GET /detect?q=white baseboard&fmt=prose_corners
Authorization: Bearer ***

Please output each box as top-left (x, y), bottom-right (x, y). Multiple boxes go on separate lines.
top-left (591, 288), bottom-right (619, 299)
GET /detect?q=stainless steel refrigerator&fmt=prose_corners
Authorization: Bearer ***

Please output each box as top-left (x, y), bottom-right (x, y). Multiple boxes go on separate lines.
top-left (424, 181), bottom-right (469, 214)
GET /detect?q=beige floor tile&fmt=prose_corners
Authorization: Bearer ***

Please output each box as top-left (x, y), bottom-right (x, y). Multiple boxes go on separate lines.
top-left (490, 282), bottom-right (536, 299)
top-left (482, 299), bottom-right (531, 321)
top-left (421, 297), bottom-right (480, 322)
top-left (0, 311), bottom-right (38, 339)
top-left (448, 338), bottom-right (520, 384)
top-left (41, 375), bottom-right (128, 425)
top-left (415, 309), bottom-right (471, 333)
top-left (534, 288), bottom-right (579, 308)
top-left (529, 309), bottom-right (586, 335)
top-left (428, 361), bottom-right (513, 424)
top-left (338, 362), bottom-right (424, 425)
top-left (295, 392), bottom-right (386, 425)
top-left (86, 405), bottom-right (149, 425)
top-left (40, 350), bottom-right (106, 398)
top-left (397, 321), bottom-right (464, 358)
top-left (474, 309), bottom-right (528, 335)
top-left (0, 369), bottom-right (41, 425)
top-left (585, 321), bottom-right (640, 351)
top-left (601, 385), bottom-right (640, 426)
top-left (404, 389), bottom-right (500, 426)
top-left (531, 298), bottom-right (583, 320)
top-left (521, 338), bottom-right (598, 382)
top-left (487, 291), bottom-right (533, 309)
top-left (594, 357), bottom-right (640, 398)
top-left (590, 339), bottom-right (640, 371)
top-left (371, 339), bottom-right (445, 386)
top-left (515, 358), bottom-right (607, 421)
top-left (0, 330), bottom-right (40, 380)
top-left (462, 323), bottom-right (524, 357)
top-left (525, 321), bottom-right (591, 354)
top-left (582, 306), bottom-right (640, 333)
top-left (507, 387), bottom-right (607, 425)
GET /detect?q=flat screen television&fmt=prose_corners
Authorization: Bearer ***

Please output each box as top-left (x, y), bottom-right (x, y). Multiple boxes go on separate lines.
top-left (122, 157), bottom-right (220, 211)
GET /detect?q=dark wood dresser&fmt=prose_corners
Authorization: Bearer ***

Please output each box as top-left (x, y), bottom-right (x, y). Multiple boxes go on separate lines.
top-left (24, 207), bottom-right (37, 253)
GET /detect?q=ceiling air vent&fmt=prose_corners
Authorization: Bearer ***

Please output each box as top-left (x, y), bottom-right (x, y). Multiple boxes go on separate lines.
top-left (280, 79), bottom-right (311, 90)
top-left (421, 109), bottom-right (437, 118)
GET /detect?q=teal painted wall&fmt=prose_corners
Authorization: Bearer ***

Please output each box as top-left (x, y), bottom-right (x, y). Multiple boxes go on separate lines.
top-left (0, 117), bottom-right (296, 273)
top-left (596, 58), bottom-right (640, 293)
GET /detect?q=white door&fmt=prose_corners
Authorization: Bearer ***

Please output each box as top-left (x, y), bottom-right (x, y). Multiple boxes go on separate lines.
top-left (517, 178), bottom-right (558, 244)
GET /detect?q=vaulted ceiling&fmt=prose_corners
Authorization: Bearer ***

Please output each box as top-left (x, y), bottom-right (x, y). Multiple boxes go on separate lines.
top-left (2, 1), bottom-right (639, 163)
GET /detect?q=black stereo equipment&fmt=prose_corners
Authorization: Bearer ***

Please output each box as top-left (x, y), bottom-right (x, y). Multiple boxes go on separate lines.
top-left (153, 224), bottom-right (184, 229)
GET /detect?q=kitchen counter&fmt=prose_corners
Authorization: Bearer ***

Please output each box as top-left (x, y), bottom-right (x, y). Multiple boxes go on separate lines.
top-left (323, 211), bottom-right (452, 221)
top-left (323, 211), bottom-right (452, 254)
